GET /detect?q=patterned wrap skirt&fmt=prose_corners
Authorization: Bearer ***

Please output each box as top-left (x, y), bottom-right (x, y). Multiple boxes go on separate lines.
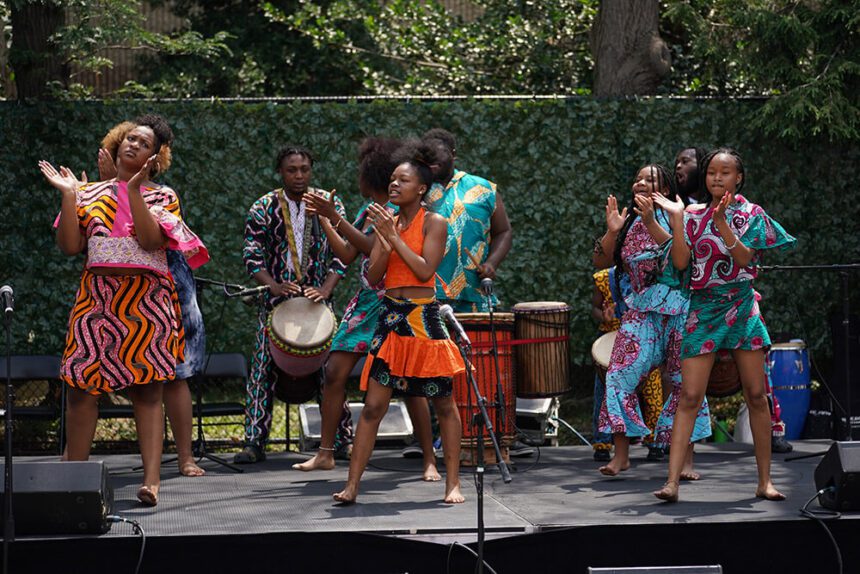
top-left (331, 286), bottom-right (384, 354)
top-left (681, 281), bottom-right (770, 360)
top-left (168, 249), bottom-right (206, 380)
top-left (61, 269), bottom-right (185, 394)
top-left (360, 296), bottom-right (465, 397)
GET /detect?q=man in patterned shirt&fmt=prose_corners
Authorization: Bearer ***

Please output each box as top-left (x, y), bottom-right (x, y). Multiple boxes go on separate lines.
top-left (235, 145), bottom-right (352, 463)
top-left (402, 130), bottom-right (516, 459)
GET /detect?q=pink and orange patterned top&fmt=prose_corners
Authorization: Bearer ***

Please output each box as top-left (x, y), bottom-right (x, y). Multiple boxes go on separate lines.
top-left (54, 179), bottom-right (208, 275)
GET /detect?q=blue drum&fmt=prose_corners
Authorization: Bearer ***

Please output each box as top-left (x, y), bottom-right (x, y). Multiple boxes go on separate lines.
top-left (769, 341), bottom-right (811, 440)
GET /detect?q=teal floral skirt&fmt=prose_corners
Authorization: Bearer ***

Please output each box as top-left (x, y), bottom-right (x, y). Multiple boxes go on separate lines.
top-left (681, 281), bottom-right (770, 360)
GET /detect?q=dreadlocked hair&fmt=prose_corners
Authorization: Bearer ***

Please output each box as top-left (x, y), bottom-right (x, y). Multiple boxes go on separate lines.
top-left (275, 144), bottom-right (315, 171)
top-left (358, 137), bottom-right (402, 196)
top-left (613, 163), bottom-right (677, 296)
top-left (392, 139), bottom-right (435, 188)
top-left (699, 147), bottom-right (746, 204)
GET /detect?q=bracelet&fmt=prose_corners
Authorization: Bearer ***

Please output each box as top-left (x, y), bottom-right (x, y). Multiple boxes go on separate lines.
top-left (724, 235), bottom-right (740, 250)
top-left (318, 446), bottom-right (336, 452)
top-left (334, 217), bottom-right (343, 232)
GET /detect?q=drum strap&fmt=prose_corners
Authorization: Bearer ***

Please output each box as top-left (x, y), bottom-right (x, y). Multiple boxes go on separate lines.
top-left (279, 189), bottom-right (304, 283)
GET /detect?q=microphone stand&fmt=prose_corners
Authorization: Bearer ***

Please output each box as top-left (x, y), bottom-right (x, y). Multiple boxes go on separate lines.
top-left (758, 264), bottom-right (860, 461)
top-left (452, 330), bottom-right (511, 574)
top-left (483, 282), bottom-right (507, 450)
top-left (3, 305), bottom-right (14, 573)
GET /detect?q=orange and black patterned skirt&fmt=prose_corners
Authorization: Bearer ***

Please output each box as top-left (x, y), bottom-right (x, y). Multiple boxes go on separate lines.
top-left (360, 296), bottom-right (465, 397)
top-left (61, 269), bottom-right (185, 395)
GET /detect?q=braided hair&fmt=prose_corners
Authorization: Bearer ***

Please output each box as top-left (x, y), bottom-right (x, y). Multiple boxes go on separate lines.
top-left (613, 163), bottom-right (677, 295)
top-left (699, 147), bottom-right (746, 204)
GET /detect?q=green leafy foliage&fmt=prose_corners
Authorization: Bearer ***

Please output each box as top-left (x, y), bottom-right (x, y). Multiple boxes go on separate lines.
top-left (662, 0), bottom-right (860, 141)
top-left (1, 99), bottom-right (858, 381)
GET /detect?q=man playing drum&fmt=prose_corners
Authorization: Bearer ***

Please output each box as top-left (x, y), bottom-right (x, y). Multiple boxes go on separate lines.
top-left (235, 145), bottom-right (352, 464)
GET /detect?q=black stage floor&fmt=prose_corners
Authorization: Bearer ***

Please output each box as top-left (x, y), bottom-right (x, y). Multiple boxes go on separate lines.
top-left (4, 440), bottom-right (859, 573)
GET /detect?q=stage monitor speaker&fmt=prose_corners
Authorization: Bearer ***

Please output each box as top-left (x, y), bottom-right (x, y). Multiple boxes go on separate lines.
top-left (298, 401), bottom-right (413, 451)
top-left (0, 460), bottom-right (114, 535)
top-left (814, 441), bottom-right (860, 511)
top-left (588, 567), bottom-right (722, 573)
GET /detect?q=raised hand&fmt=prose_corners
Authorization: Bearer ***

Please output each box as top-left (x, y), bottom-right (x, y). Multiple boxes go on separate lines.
top-left (98, 148), bottom-right (117, 180)
top-left (633, 193), bottom-right (656, 224)
top-left (651, 192), bottom-right (684, 217)
top-left (128, 155), bottom-right (157, 192)
top-left (39, 161), bottom-right (79, 196)
top-left (605, 195), bottom-right (628, 233)
top-left (302, 188), bottom-right (339, 221)
top-left (713, 191), bottom-right (734, 223)
top-left (367, 202), bottom-right (397, 241)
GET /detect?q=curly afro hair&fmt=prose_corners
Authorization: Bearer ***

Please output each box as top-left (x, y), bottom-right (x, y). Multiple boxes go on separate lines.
top-left (100, 116), bottom-right (173, 177)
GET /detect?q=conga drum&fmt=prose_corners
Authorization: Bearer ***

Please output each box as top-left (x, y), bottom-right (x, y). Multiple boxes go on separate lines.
top-left (591, 331), bottom-right (617, 383)
top-left (512, 302), bottom-right (571, 398)
top-left (455, 313), bottom-right (516, 465)
top-left (267, 297), bottom-right (337, 378)
top-left (769, 341), bottom-right (811, 440)
top-left (706, 350), bottom-right (742, 398)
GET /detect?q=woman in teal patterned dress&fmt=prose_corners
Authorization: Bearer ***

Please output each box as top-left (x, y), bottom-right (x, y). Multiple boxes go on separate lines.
top-left (293, 137), bottom-right (401, 472)
top-left (653, 148), bottom-right (796, 503)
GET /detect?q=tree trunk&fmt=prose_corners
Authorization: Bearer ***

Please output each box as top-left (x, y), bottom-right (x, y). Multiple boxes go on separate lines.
top-left (591, 0), bottom-right (671, 97)
top-left (10, 2), bottom-right (68, 99)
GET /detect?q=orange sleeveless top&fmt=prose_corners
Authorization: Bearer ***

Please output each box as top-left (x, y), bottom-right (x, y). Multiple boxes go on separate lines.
top-left (385, 207), bottom-right (435, 289)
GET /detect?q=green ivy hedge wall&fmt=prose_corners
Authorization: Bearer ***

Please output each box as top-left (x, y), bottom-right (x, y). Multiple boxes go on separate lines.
top-left (1, 98), bottom-right (857, 379)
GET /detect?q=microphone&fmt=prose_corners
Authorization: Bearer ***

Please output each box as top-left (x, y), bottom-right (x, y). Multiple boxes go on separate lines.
top-left (228, 284), bottom-right (270, 298)
top-left (0, 285), bottom-right (13, 319)
top-left (480, 277), bottom-right (493, 297)
top-left (439, 304), bottom-right (471, 347)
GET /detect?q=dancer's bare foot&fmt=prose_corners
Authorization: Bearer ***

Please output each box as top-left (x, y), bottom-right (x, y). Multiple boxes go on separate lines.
top-left (653, 480), bottom-right (679, 503)
top-left (598, 457), bottom-right (630, 476)
top-left (755, 482), bottom-right (786, 501)
top-left (423, 461), bottom-right (442, 482)
top-left (444, 483), bottom-right (465, 504)
top-left (293, 451), bottom-right (336, 471)
top-left (680, 444), bottom-right (699, 480)
top-left (179, 459), bottom-right (205, 477)
top-left (333, 484), bottom-right (358, 505)
top-left (137, 484), bottom-right (159, 506)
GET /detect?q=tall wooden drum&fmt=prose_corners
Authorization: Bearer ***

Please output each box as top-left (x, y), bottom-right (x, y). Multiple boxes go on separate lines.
top-left (454, 313), bottom-right (516, 465)
top-left (512, 301), bottom-right (571, 398)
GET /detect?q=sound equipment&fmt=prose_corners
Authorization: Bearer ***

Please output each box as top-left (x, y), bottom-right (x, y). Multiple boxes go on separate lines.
top-left (298, 402), bottom-right (412, 452)
top-left (814, 441), bottom-right (860, 510)
top-left (0, 461), bottom-right (113, 535)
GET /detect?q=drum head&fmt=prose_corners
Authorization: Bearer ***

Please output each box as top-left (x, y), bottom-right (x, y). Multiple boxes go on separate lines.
top-left (591, 331), bottom-right (617, 369)
top-left (455, 312), bottom-right (514, 325)
top-left (512, 301), bottom-right (570, 313)
top-left (274, 370), bottom-right (318, 404)
top-left (270, 297), bottom-right (336, 349)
